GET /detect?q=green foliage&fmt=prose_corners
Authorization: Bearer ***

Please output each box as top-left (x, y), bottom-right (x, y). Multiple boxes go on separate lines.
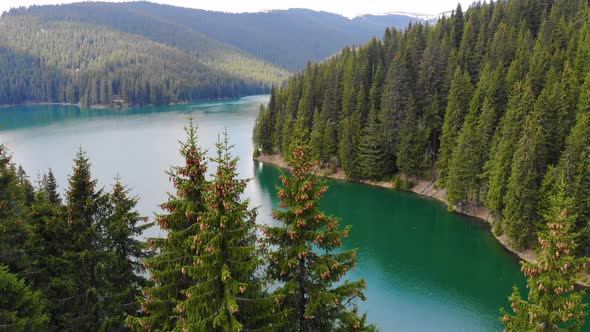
top-left (391, 175), bottom-right (414, 191)
top-left (0, 265), bottom-right (48, 331)
top-left (0, 8), bottom-right (288, 106)
top-left (264, 146), bottom-right (369, 331)
top-left (177, 132), bottom-right (280, 331)
top-left (500, 184), bottom-right (588, 331)
top-left (128, 120), bottom-right (208, 331)
top-left (254, 0), bottom-right (590, 250)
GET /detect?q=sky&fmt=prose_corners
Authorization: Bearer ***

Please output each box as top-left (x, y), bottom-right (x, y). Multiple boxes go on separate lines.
top-left (0, 0), bottom-right (473, 18)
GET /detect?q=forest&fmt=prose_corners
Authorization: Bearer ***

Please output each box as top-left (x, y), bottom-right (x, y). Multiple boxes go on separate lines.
top-left (2, 118), bottom-right (588, 331)
top-left (0, 1), bottom-right (433, 107)
top-left (14, 2), bottom-right (428, 71)
top-left (0, 10), bottom-right (288, 106)
top-left (253, 0), bottom-right (590, 254)
top-left (0, 122), bottom-right (375, 331)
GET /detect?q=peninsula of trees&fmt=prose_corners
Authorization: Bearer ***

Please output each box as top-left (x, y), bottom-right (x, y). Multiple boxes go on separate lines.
top-left (254, 0), bottom-right (590, 254)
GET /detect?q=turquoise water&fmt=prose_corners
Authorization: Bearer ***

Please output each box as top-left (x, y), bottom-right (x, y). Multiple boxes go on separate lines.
top-left (0, 96), bottom-right (535, 330)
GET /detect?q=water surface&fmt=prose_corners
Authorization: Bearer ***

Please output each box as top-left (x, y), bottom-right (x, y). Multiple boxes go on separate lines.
top-left (0, 97), bottom-right (533, 330)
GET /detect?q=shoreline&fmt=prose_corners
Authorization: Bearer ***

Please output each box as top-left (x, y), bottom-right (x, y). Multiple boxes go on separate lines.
top-left (255, 153), bottom-right (590, 287)
top-left (0, 96), bottom-right (248, 109)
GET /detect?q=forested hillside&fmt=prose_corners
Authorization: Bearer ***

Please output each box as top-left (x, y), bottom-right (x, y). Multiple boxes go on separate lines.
top-left (8, 2), bottom-right (430, 72)
top-left (106, 2), bottom-right (430, 70)
top-left (0, 6), bottom-right (289, 106)
top-left (254, 0), bottom-right (590, 252)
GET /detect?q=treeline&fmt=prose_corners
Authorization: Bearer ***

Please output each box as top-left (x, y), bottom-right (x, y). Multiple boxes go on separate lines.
top-left (0, 13), bottom-right (288, 106)
top-left (254, 0), bottom-right (590, 251)
top-left (0, 122), bottom-right (374, 331)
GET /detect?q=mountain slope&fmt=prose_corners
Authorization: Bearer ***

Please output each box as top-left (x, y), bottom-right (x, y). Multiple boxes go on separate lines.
top-left (0, 1), bottom-right (432, 106)
top-left (6, 2), bottom-right (289, 87)
top-left (111, 2), bottom-right (431, 70)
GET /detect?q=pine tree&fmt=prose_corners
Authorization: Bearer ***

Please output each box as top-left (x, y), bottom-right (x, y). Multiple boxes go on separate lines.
top-left (357, 105), bottom-right (386, 180)
top-left (264, 146), bottom-right (369, 331)
top-left (42, 169), bottom-right (61, 205)
top-left (437, 68), bottom-right (473, 185)
top-left (25, 173), bottom-right (72, 330)
top-left (128, 119), bottom-right (208, 331)
top-left (500, 183), bottom-right (588, 331)
top-left (99, 179), bottom-right (151, 331)
top-left (485, 79), bottom-right (535, 215)
top-left (502, 81), bottom-right (554, 249)
top-left (176, 132), bottom-right (280, 331)
top-left (0, 145), bottom-right (30, 273)
top-left (0, 265), bottom-right (49, 331)
top-left (396, 98), bottom-right (429, 177)
top-left (446, 97), bottom-right (497, 206)
top-left (63, 148), bottom-right (105, 330)
top-left (309, 108), bottom-right (325, 161)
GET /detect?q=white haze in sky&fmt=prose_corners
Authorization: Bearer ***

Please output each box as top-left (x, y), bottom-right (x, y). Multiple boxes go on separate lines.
top-left (1, 0), bottom-right (473, 18)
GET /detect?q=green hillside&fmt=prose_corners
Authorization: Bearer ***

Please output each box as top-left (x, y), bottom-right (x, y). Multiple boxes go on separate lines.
top-left (0, 8), bottom-right (289, 106)
top-left (254, 0), bottom-right (590, 252)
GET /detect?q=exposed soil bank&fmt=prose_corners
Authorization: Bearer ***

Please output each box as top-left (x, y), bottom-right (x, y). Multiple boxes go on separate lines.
top-left (255, 153), bottom-right (590, 287)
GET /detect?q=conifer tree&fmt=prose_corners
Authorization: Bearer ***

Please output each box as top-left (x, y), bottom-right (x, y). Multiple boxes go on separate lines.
top-left (309, 108), bottom-right (325, 161)
top-left (447, 97), bottom-right (496, 206)
top-left (396, 98), bottom-right (428, 177)
top-left (437, 68), bottom-right (473, 185)
top-left (264, 146), bottom-right (369, 331)
top-left (502, 80), bottom-right (554, 249)
top-left (0, 145), bottom-right (30, 273)
top-left (485, 79), bottom-right (535, 215)
top-left (42, 169), bottom-right (61, 205)
top-left (357, 105), bottom-right (386, 180)
top-left (25, 174), bottom-right (71, 330)
top-left (0, 265), bottom-right (49, 331)
top-left (100, 179), bottom-right (151, 331)
top-left (176, 132), bottom-right (279, 331)
top-left (500, 183), bottom-right (588, 331)
top-left (128, 119), bottom-right (208, 331)
top-left (63, 148), bottom-right (105, 331)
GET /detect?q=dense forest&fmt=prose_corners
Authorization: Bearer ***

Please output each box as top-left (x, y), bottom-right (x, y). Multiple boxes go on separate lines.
top-left (253, 0), bottom-right (590, 253)
top-left (0, 1), bottom-right (436, 107)
top-left (2, 119), bottom-right (589, 331)
top-left (0, 8), bottom-right (288, 106)
top-left (76, 2), bottom-right (429, 71)
top-left (0, 122), bottom-right (375, 331)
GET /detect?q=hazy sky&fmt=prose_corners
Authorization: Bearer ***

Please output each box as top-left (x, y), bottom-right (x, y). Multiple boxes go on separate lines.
top-left (1, 0), bottom-right (473, 18)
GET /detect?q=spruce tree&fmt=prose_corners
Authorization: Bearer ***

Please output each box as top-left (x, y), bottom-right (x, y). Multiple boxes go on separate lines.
top-left (500, 183), bottom-right (588, 331)
top-left (264, 146), bottom-right (369, 331)
top-left (309, 109), bottom-right (325, 161)
top-left (357, 105), bottom-right (386, 180)
top-left (0, 145), bottom-right (30, 273)
top-left (437, 68), bottom-right (473, 185)
top-left (128, 119), bottom-right (208, 331)
top-left (25, 174), bottom-right (72, 330)
top-left (100, 179), bottom-right (151, 331)
top-left (63, 148), bottom-right (105, 330)
top-left (485, 79), bottom-right (535, 215)
top-left (396, 98), bottom-right (429, 177)
top-left (42, 169), bottom-right (61, 205)
top-left (502, 80), bottom-right (554, 249)
top-left (176, 132), bottom-right (279, 331)
top-left (0, 265), bottom-right (49, 331)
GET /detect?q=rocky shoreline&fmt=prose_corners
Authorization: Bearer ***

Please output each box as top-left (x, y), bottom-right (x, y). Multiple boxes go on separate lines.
top-left (255, 153), bottom-right (590, 287)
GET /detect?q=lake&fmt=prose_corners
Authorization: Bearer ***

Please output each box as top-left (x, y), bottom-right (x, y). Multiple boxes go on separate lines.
top-left (0, 96), bottom-right (530, 331)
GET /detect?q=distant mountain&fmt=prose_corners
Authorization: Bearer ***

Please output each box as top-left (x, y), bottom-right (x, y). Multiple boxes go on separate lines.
top-left (0, 1), bottom-right (434, 106)
top-left (104, 2), bottom-right (432, 70)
